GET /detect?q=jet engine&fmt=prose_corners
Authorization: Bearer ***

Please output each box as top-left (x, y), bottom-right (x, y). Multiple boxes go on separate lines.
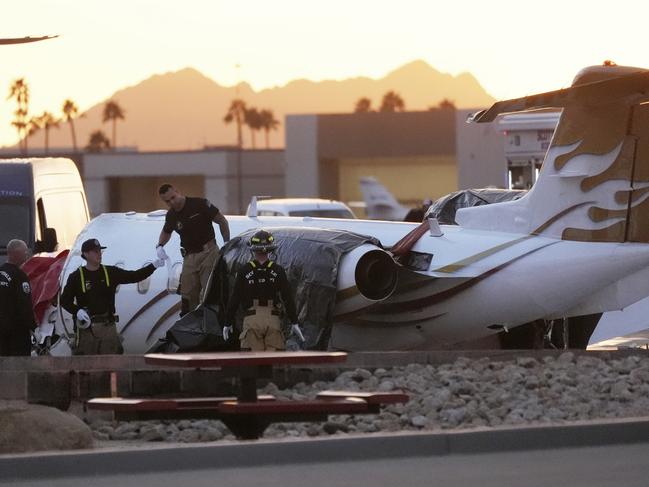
top-left (335, 244), bottom-right (398, 315)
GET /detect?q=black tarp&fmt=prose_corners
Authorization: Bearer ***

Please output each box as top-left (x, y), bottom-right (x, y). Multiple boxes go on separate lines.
top-left (424, 188), bottom-right (527, 225)
top-left (150, 227), bottom-right (382, 352)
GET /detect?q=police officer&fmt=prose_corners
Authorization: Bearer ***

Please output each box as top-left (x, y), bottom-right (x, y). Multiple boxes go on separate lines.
top-left (156, 184), bottom-right (230, 314)
top-left (0, 239), bottom-right (36, 356)
top-left (223, 230), bottom-right (305, 351)
top-left (60, 238), bottom-right (164, 355)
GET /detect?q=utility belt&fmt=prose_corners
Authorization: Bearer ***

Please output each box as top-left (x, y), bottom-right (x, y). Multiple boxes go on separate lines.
top-left (180, 239), bottom-right (216, 257)
top-left (244, 299), bottom-right (280, 317)
top-left (90, 312), bottom-right (119, 324)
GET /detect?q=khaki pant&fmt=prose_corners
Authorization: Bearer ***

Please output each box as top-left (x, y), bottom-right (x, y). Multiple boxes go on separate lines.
top-left (240, 307), bottom-right (285, 351)
top-left (181, 245), bottom-right (219, 311)
top-left (73, 321), bottom-right (123, 355)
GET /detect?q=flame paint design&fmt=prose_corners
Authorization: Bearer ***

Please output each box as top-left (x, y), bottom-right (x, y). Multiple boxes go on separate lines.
top-left (538, 102), bottom-right (649, 243)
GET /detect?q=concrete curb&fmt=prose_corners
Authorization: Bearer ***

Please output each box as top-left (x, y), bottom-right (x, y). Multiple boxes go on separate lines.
top-left (2, 416), bottom-right (648, 481)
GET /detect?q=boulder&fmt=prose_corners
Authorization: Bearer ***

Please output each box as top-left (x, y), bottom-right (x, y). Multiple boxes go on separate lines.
top-left (0, 401), bottom-right (93, 453)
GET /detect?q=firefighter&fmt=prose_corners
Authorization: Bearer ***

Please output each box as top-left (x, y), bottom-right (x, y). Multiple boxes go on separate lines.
top-left (223, 230), bottom-right (305, 351)
top-left (0, 239), bottom-right (36, 356)
top-left (60, 238), bottom-right (164, 354)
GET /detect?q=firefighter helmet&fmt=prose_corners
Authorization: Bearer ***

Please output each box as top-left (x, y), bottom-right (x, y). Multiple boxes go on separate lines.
top-left (249, 230), bottom-right (277, 253)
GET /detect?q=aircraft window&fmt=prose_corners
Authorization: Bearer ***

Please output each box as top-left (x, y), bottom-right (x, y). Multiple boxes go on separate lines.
top-left (138, 262), bottom-right (152, 294)
top-left (402, 251), bottom-right (433, 271)
top-left (289, 209), bottom-right (355, 219)
top-left (168, 262), bottom-right (182, 293)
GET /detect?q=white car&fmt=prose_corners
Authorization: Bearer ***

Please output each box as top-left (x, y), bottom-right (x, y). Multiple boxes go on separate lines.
top-left (247, 198), bottom-right (357, 219)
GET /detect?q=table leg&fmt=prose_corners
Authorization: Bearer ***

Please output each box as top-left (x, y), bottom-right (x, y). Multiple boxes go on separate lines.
top-left (237, 365), bottom-right (271, 402)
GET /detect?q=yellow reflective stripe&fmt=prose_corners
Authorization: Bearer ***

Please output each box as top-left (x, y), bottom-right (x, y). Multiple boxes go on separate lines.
top-left (79, 265), bottom-right (110, 293)
top-left (267, 261), bottom-right (273, 268)
top-left (249, 261), bottom-right (256, 268)
top-left (79, 266), bottom-right (86, 293)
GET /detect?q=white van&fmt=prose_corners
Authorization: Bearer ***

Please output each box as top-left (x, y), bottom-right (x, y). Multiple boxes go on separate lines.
top-left (247, 197), bottom-right (356, 219)
top-left (0, 158), bottom-right (90, 262)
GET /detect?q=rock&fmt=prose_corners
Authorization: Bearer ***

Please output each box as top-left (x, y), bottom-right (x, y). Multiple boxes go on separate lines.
top-left (323, 421), bottom-right (348, 434)
top-left (410, 415), bottom-right (427, 427)
top-left (378, 380), bottom-right (395, 391)
top-left (0, 401), bottom-right (93, 453)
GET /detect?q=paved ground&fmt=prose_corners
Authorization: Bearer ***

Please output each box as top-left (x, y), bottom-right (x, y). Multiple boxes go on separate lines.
top-left (3, 441), bottom-right (647, 487)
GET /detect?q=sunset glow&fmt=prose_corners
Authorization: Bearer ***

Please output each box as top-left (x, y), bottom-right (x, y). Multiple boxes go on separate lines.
top-left (2, 0), bottom-right (649, 147)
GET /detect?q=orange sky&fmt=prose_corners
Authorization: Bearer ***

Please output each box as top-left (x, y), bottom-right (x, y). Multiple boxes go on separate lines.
top-left (2, 0), bottom-right (649, 147)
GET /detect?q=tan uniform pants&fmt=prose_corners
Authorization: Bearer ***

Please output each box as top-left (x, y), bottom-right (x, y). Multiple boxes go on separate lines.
top-left (181, 245), bottom-right (219, 311)
top-left (240, 307), bottom-right (285, 351)
top-left (73, 321), bottom-right (123, 355)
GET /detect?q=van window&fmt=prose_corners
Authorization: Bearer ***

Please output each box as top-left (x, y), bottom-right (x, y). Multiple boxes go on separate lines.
top-left (258, 210), bottom-right (283, 216)
top-left (0, 196), bottom-right (30, 248)
top-left (41, 191), bottom-right (88, 249)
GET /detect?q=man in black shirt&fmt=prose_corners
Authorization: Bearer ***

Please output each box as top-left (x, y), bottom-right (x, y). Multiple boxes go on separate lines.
top-left (223, 230), bottom-right (304, 351)
top-left (156, 184), bottom-right (230, 314)
top-left (0, 239), bottom-right (36, 356)
top-left (61, 238), bottom-right (164, 355)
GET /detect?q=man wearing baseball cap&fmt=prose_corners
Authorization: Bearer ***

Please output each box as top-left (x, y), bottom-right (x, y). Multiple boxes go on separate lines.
top-left (60, 238), bottom-right (165, 354)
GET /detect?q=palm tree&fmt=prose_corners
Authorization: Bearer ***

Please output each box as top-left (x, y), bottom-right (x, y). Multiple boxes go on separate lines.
top-left (223, 99), bottom-right (247, 148)
top-left (102, 100), bottom-right (125, 150)
top-left (354, 97), bottom-right (372, 113)
top-left (38, 111), bottom-right (60, 155)
top-left (62, 99), bottom-right (79, 151)
top-left (436, 98), bottom-right (456, 110)
top-left (85, 130), bottom-right (111, 152)
top-left (259, 109), bottom-right (280, 148)
top-left (24, 115), bottom-right (41, 155)
top-left (8, 78), bottom-right (30, 153)
top-left (244, 107), bottom-right (263, 149)
top-left (379, 91), bottom-right (405, 112)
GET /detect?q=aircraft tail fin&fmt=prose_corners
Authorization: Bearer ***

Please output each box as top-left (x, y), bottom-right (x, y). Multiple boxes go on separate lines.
top-left (459, 64), bottom-right (649, 243)
top-left (359, 176), bottom-right (409, 221)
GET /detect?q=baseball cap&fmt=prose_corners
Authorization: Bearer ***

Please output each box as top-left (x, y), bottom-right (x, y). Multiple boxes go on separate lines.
top-left (81, 238), bottom-right (107, 254)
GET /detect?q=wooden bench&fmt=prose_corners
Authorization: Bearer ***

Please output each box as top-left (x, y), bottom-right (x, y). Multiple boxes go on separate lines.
top-left (86, 395), bottom-right (276, 421)
top-left (216, 397), bottom-right (369, 439)
top-left (316, 390), bottom-right (408, 412)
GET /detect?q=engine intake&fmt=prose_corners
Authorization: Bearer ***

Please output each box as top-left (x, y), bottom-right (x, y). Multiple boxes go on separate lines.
top-left (354, 249), bottom-right (398, 301)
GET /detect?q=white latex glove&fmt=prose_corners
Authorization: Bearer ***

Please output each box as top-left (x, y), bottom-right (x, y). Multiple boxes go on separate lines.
top-left (291, 323), bottom-right (305, 342)
top-left (156, 245), bottom-right (169, 260)
top-left (32, 327), bottom-right (43, 344)
top-left (222, 325), bottom-right (233, 341)
top-left (76, 309), bottom-right (91, 329)
top-left (152, 258), bottom-right (165, 268)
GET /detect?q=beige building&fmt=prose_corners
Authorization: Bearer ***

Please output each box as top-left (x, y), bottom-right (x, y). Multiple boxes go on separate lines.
top-left (285, 109), bottom-right (506, 208)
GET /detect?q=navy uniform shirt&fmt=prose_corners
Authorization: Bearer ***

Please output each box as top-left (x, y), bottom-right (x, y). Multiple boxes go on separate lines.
top-left (225, 260), bottom-right (298, 324)
top-left (163, 197), bottom-right (220, 253)
top-left (61, 264), bottom-right (155, 318)
top-left (0, 262), bottom-right (36, 332)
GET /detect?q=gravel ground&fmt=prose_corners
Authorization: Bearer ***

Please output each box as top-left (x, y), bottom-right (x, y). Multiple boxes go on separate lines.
top-left (89, 352), bottom-right (649, 443)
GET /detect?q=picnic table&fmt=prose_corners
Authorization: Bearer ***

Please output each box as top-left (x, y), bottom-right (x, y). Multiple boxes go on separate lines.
top-left (88, 351), bottom-right (408, 439)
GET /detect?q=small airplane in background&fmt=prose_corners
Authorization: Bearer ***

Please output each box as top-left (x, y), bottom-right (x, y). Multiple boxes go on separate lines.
top-left (359, 176), bottom-right (431, 221)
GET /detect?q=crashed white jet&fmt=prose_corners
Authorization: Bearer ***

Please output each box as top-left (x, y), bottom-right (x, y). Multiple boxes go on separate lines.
top-left (41, 63), bottom-right (649, 353)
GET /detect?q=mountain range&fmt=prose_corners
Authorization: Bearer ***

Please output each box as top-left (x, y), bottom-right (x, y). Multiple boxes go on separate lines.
top-left (13, 60), bottom-right (495, 151)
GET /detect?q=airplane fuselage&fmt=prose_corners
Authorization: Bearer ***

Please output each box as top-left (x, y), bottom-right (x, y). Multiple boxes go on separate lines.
top-left (44, 212), bottom-right (649, 353)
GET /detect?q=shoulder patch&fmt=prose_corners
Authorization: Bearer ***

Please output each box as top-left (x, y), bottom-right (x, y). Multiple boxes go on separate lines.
top-left (22, 282), bottom-right (31, 294)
